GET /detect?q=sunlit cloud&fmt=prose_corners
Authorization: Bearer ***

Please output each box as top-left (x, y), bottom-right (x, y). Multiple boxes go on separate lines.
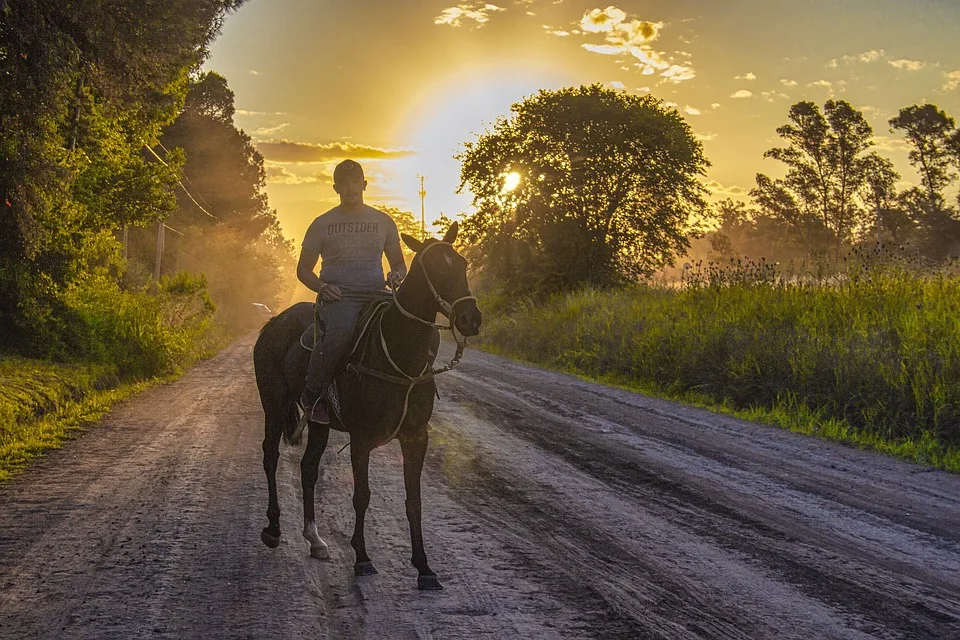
top-left (248, 69), bottom-right (260, 76)
top-left (711, 102), bottom-right (721, 109)
top-left (684, 105), bottom-right (701, 115)
top-left (252, 123), bottom-right (290, 136)
top-left (943, 70), bottom-right (960, 91)
top-left (576, 7), bottom-right (693, 83)
top-left (434, 3), bottom-right (505, 27)
top-left (695, 132), bottom-right (717, 142)
top-left (857, 49), bottom-right (885, 63)
top-left (264, 164), bottom-right (327, 185)
top-left (780, 79), bottom-right (798, 87)
top-left (258, 140), bottom-right (416, 163)
top-left (871, 135), bottom-right (912, 153)
top-left (735, 72), bottom-right (756, 80)
top-left (888, 58), bottom-right (926, 71)
top-left (760, 91), bottom-right (790, 103)
top-left (607, 80), bottom-right (625, 89)
top-left (808, 80), bottom-right (833, 88)
top-left (730, 89), bottom-right (753, 99)
top-left (235, 109), bottom-right (287, 116)
top-left (705, 179), bottom-right (749, 200)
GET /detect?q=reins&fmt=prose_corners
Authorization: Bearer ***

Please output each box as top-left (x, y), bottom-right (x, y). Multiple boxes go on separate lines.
top-left (345, 241), bottom-right (475, 447)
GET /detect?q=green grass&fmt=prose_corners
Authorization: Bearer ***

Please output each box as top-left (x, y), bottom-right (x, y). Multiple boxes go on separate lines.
top-left (0, 358), bottom-right (154, 483)
top-left (475, 265), bottom-right (960, 473)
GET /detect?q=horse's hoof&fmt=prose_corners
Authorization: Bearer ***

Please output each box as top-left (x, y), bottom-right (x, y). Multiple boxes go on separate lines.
top-left (418, 574), bottom-right (443, 590)
top-left (261, 529), bottom-right (281, 549)
top-left (354, 561), bottom-right (379, 576)
top-left (310, 544), bottom-right (330, 560)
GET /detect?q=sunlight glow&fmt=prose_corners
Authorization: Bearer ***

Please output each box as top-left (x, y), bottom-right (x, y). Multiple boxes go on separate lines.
top-left (502, 171), bottom-right (521, 193)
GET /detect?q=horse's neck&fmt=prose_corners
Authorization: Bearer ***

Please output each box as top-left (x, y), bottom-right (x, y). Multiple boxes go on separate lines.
top-left (379, 289), bottom-right (436, 371)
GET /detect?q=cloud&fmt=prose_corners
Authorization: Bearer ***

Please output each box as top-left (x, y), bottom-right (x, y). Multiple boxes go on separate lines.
top-left (826, 59), bottom-right (838, 69)
top-left (248, 69), bottom-right (260, 76)
top-left (235, 109), bottom-right (287, 117)
top-left (711, 102), bottom-right (721, 109)
top-left (694, 132), bottom-right (717, 142)
top-left (943, 70), bottom-right (960, 91)
top-left (252, 123), bottom-right (290, 136)
top-left (735, 72), bottom-right (756, 80)
top-left (607, 80), bottom-right (625, 89)
top-left (705, 179), bottom-right (749, 199)
top-left (257, 140), bottom-right (416, 163)
top-left (264, 164), bottom-right (327, 185)
top-left (808, 80), bottom-right (833, 88)
top-left (888, 58), bottom-right (925, 71)
top-left (580, 6), bottom-right (628, 32)
top-left (870, 135), bottom-right (911, 153)
top-left (684, 105), bottom-right (701, 115)
top-left (780, 79), bottom-right (798, 87)
top-left (858, 49), bottom-right (885, 63)
top-left (730, 89), bottom-right (753, 99)
top-left (434, 3), bottom-right (505, 27)
top-left (575, 7), bottom-right (692, 82)
top-left (760, 91), bottom-right (790, 103)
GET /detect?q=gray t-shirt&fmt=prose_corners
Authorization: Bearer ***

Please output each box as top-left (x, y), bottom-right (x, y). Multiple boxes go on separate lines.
top-left (301, 204), bottom-right (400, 290)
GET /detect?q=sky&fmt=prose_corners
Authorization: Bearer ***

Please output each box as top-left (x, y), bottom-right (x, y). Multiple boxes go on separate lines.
top-left (204, 0), bottom-right (960, 243)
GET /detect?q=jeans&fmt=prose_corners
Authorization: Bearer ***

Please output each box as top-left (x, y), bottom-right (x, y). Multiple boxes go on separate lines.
top-left (301, 288), bottom-right (390, 406)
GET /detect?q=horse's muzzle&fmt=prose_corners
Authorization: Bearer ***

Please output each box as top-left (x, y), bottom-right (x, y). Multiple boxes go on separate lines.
top-left (454, 304), bottom-right (482, 337)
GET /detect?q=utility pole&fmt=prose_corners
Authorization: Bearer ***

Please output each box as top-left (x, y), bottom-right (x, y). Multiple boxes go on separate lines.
top-left (154, 221), bottom-right (165, 280)
top-left (417, 173), bottom-right (426, 240)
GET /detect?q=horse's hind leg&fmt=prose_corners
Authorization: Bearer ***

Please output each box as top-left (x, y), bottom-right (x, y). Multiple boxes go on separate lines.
top-left (399, 426), bottom-right (442, 590)
top-left (301, 424), bottom-right (331, 558)
top-left (350, 441), bottom-right (378, 576)
top-left (261, 413), bottom-right (284, 548)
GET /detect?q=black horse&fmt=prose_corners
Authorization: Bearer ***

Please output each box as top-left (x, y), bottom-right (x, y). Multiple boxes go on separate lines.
top-left (253, 222), bottom-right (482, 590)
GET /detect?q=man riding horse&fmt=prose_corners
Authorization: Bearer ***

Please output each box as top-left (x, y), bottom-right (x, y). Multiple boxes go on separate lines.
top-left (295, 159), bottom-right (407, 431)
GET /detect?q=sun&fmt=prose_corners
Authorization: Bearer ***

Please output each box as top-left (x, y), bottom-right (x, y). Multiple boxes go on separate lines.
top-left (502, 171), bottom-right (521, 193)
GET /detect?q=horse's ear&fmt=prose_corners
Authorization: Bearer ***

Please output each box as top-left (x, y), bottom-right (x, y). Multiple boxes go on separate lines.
top-left (442, 221), bottom-right (459, 245)
top-left (401, 233), bottom-right (424, 252)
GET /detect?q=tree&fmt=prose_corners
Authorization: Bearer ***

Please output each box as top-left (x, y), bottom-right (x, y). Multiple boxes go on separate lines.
top-left (457, 84), bottom-right (709, 293)
top-left (889, 104), bottom-right (957, 213)
top-left (859, 153), bottom-right (909, 245)
top-left (159, 71), bottom-right (272, 242)
top-left (752, 100), bottom-right (873, 258)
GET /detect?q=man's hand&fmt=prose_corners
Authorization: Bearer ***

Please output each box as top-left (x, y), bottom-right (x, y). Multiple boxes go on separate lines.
top-left (387, 270), bottom-right (405, 289)
top-left (318, 283), bottom-right (342, 302)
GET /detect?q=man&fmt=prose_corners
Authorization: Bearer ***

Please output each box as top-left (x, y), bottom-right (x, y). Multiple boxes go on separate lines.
top-left (296, 159), bottom-right (407, 426)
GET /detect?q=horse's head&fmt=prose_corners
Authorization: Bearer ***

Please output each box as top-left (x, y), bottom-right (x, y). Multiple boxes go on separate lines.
top-left (400, 222), bottom-right (482, 337)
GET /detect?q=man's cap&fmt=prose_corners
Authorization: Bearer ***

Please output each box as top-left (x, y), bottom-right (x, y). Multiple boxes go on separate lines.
top-left (333, 159), bottom-right (364, 184)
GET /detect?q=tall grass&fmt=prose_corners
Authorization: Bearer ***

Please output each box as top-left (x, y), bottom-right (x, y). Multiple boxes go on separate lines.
top-left (478, 260), bottom-right (960, 471)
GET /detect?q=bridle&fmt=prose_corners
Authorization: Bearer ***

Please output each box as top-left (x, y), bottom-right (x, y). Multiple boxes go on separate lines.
top-left (388, 240), bottom-right (477, 370)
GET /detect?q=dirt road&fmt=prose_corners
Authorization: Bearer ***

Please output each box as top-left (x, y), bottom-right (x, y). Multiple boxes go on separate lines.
top-left (1, 336), bottom-right (959, 639)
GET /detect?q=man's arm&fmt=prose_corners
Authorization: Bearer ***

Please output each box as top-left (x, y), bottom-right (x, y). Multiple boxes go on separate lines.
top-left (297, 248), bottom-right (322, 292)
top-left (384, 242), bottom-right (407, 286)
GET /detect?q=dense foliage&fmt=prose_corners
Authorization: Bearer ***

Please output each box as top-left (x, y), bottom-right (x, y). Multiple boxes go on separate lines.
top-left (0, 2), bottom-right (293, 371)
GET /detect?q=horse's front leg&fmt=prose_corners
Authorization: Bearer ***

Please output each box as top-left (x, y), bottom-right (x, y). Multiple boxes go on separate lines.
top-left (261, 414), bottom-right (283, 548)
top-left (350, 440), bottom-right (378, 576)
top-left (399, 426), bottom-right (441, 590)
top-left (301, 424), bottom-right (331, 558)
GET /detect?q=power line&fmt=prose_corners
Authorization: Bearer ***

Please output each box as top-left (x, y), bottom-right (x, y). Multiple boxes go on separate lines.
top-left (142, 143), bottom-right (221, 221)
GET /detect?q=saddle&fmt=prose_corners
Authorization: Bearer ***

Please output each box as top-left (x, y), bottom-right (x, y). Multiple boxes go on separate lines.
top-left (298, 299), bottom-right (389, 423)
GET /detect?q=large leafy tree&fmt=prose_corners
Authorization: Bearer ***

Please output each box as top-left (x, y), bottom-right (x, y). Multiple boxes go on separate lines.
top-left (457, 84), bottom-right (709, 293)
top-left (0, 0), bottom-right (244, 353)
top-left (751, 100), bottom-right (873, 258)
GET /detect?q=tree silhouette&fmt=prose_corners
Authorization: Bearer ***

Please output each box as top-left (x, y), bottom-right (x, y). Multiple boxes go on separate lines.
top-left (752, 100), bottom-right (873, 258)
top-left (457, 84), bottom-right (708, 293)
